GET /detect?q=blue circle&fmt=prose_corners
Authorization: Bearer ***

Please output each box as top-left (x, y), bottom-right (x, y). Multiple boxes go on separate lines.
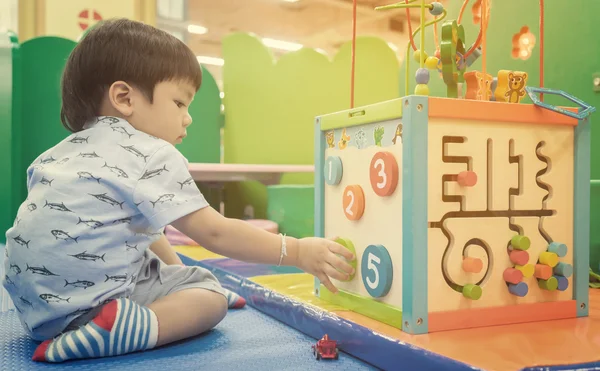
top-left (324, 156), bottom-right (343, 185)
top-left (361, 244), bottom-right (393, 297)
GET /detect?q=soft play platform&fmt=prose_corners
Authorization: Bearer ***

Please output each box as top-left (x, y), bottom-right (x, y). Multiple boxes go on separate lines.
top-left (172, 245), bottom-right (600, 371)
top-left (0, 300), bottom-right (376, 370)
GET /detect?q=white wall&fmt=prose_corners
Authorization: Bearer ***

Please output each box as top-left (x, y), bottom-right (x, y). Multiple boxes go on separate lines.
top-left (0, 0), bottom-right (18, 34)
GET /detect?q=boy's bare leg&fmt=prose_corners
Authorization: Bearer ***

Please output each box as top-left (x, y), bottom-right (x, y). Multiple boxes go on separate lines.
top-left (149, 288), bottom-right (227, 346)
top-left (32, 288), bottom-right (227, 362)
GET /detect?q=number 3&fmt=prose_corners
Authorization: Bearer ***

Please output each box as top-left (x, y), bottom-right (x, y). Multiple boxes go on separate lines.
top-left (370, 152), bottom-right (398, 197)
top-left (343, 185), bottom-right (364, 220)
top-left (361, 244), bottom-right (393, 297)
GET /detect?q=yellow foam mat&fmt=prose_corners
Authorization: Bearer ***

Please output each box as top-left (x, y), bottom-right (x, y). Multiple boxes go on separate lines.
top-left (175, 245), bottom-right (223, 260)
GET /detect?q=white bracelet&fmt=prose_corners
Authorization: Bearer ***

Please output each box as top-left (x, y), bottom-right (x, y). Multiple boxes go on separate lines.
top-left (277, 233), bottom-right (287, 266)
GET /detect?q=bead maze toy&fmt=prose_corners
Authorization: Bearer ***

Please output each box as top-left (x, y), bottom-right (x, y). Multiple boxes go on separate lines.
top-left (313, 0), bottom-right (596, 335)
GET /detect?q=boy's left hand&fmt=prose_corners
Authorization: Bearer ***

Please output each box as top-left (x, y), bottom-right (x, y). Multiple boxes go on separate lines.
top-left (296, 237), bottom-right (355, 294)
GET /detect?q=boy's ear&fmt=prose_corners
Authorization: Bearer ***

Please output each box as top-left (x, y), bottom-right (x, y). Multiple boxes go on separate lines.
top-left (108, 81), bottom-right (135, 117)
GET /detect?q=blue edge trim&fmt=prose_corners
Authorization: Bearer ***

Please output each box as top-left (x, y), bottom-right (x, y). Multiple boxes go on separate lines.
top-left (179, 251), bottom-right (600, 371)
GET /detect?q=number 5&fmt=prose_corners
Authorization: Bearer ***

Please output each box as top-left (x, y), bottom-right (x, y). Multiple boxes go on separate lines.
top-left (361, 244), bottom-right (393, 297)
top-left (366, 253), bottom-right (380, 289)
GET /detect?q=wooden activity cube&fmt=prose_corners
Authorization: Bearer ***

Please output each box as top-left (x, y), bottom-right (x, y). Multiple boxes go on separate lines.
top-left (314, 96), bottom-right (590, 334)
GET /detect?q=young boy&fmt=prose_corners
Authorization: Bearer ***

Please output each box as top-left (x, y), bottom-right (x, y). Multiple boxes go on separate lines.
top-left (2, 18), bottom-right (354, 363)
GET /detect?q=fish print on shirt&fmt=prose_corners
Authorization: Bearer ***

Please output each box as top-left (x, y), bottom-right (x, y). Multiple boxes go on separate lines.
top-left (111, 126), bottom-right (134, 138)
top-left (78, 171), bottom-right (101, 183)
top-left (44, 201), bottom-right (73, 213)
top-left (89, 193), bottom-right (125, 209)
top-left (102, 162), bottom-right (129, 178)
top-left (10, 264), bottom-right (21, 275)
top-left (64, 279), bottom-right (95, 289)
top-left (69, 136), bottom-right (89, 144)
top-left (13, 235), bottom-right (30, 249)
top-left (77, 152), bottom-right (102, 159)
top-left (26, 264), bottom-right (59, 276)
top-left (125, 242), bottom-right (138, 251)
top-left (150, 194), bottom-right (175, 208)
top-left (27, 203), bottom-right (37, 212)
top-left (120, 145), bottom-right (149, 162)
top-left (40, 157), bottom-right (56, 165)
top-left (51, 229), bottom-right (79, 243)
top-left (40, 294), bottom-right (70, 304)
top-left (56, 157), bottom-right (70, 165)
top-left (5, 275), bottom-right (15, 285)
top-left (112, 217), bottom-right (132, 225)
top-left (68, 251), bottom-right (106, 262)
top-left (140, 165), bottom-right (169, 180)
top-left (98, 117), bottom-right (120, 125)
top-left (177, 177), bottom-right (194, 189)
top-left (39, 177), bottom-right (53, 186)
top-left (20, 296), bottom-right (33, 308)
top-left (105, 274), bottom-right (127, 283)
top-left (77, 217), bottom-right (104, 229)
top-left (13, 217), bottom-right (20, 226)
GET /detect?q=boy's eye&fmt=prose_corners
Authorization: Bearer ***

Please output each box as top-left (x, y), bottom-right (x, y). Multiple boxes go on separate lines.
top-left (175, 101), bottom-right (185, 108)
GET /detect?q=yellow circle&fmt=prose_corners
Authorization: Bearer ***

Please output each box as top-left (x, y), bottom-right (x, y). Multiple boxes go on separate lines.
top-left (515, 264), bottom-right (534, 278)
top-left (539, 252), bottom-right (559, 268)
top-left (414, 84), bottom-right (430, 96)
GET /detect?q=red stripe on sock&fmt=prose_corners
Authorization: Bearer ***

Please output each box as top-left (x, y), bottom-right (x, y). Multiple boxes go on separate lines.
top-left (32, 339), bottom-right (51, 362)
top-left (92, 299), bottom-right (118, 331)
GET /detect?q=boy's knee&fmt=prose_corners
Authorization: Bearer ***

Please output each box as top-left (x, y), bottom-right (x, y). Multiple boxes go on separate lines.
top-left (191, 289), bottom-right (227, 328)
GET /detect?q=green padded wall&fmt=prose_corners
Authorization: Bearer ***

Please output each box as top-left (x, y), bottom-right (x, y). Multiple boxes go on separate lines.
top-left (221, 33), bottom-right (399, 218)
top-left (267, 185), bottom-right (314, 238)
top-left (177, 64), bottom-right (221, 164)
top-left (19, 37), bottom-right (75, 206)
top-left (0, 32), bottom-right (18, 244)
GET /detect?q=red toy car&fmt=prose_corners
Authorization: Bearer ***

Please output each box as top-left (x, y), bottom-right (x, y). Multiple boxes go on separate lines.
top-left (311, 334), bottom-right (339, 360)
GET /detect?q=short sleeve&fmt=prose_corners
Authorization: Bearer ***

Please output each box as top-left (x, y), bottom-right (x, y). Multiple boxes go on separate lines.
top-left (133, 144), bottom-right (208, 229)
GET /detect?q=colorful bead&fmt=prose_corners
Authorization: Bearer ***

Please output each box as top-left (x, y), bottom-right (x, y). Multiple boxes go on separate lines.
top-left (538, 276), bottom-right (558, 291)
top-left (511, 235), bottom-right (530, 250)
top-left (462, 284), bottom-right (482, 300)
top-left (508, 282), bottom-right (528, 297)
top-left (413, 49), bottom-right (428, 64)
top-left (547, 242), bottom-right (567, 257)
top-left (429, 2), bottom-right (444, 16)
top-left (554, 262), bottom-right (573, 277)
top-left (414, 84), bottom-right (430, 96)
top-left (415, 68), bottom-right (430, 84)
top-left (556, 276), bottom-right (569, 291)
top-left (425, 56), bottom-right (439, 70)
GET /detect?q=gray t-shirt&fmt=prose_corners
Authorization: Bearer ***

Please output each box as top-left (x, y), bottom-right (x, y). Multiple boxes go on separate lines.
top-left (2, 116), bottom-right (208, 340)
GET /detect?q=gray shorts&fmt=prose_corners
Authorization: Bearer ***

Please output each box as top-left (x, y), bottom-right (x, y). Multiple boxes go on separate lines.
top-left (66, 249), bottom-right (225, 331)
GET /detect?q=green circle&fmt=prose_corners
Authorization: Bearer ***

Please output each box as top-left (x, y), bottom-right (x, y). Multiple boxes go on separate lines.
top-left (335, 237), bottom-right (357, 281)
top-left (462, 284), bottom-right (482, 300)
top-left (511, 235), bottom-right (530, 250)
top-left (538, 276), bottom-right (558, 291)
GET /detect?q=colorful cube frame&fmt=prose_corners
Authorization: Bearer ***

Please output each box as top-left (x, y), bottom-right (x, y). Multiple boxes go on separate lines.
top-left (313, 95), bottom-right (590, 335)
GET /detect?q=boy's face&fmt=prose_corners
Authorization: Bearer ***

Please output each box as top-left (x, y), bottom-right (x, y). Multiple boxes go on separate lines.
top-left (128, 80), bottom-right (195, 145)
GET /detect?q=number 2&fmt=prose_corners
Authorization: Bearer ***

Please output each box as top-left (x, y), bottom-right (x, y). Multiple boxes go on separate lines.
top-left (345, 189), bottom-right (354, 215)
top-left (343, 185), bottom-right (364, 220)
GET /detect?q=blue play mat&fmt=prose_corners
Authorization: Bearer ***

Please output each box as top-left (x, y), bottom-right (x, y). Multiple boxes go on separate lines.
top-left (0, 305), bottom-right (378, 370)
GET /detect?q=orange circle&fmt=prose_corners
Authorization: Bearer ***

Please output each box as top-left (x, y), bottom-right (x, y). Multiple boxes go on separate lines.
top-left (369, 152), bottom-right (399, 197)
top-left (343, 185), bottom-right (365, 220)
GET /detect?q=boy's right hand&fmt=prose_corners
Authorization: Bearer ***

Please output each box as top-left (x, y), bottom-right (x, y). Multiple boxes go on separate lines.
top-left (296, 237), bottom-right (355, 294)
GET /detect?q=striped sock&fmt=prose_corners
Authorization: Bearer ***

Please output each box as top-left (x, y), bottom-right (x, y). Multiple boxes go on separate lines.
top-left (32, 298), bottom-right (159, 363)
top-left (224, 289), bottom-right (246, 309)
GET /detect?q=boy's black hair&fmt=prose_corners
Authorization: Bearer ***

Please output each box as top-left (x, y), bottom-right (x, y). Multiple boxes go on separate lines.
top-left (60, 18), bottom-right (202, 132)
